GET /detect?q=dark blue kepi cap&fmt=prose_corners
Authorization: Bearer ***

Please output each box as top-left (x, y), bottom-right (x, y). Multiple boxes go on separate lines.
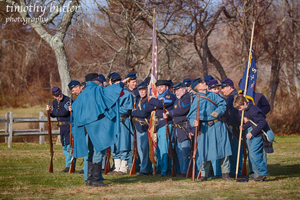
top-left (220, 78), bottom-right (234, 88)
top-left (111, 73), bottom-right (122, 83)
top-left (191, 78), bottom-right (202, 90)
top-left (208, 79), bottom-right (220, 89)
top-left (68, 80), bottom-right (80, 90)
top-left (126, 72), bottom-right (137, 80)
top-left (173, 82), bottom-right (186, 90)
top-left (204, 75), bottom-right (214, 84)
top-left (183, 78), bottom-right (191, 87)
top-left (168, 80), bottom-right (174, 87)
top-left (98, 74), bottom-right (106, 82)
top-left (137, 81), bottom-right (147, 89)
top-left (51, 86), bottom-right (62, 96)
top-left (85, 73), bottom-right (99, 82)
top-left (92, 78), bottom-right (103, 84)
top-left (156, 80), bottom-right (170, 86)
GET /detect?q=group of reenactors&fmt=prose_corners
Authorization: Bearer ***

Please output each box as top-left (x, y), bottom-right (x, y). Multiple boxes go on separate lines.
top-left (46, 71), bottom-right (273, 187)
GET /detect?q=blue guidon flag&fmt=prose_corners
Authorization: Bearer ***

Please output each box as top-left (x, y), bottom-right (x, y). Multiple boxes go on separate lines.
top-left (239, 50), bottom-right (257, 104)
top-left (147, 14), bottom-right (158, 166)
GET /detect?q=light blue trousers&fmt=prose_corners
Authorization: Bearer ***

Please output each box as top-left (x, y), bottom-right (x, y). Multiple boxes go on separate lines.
top-left (201, 156), bottom-right (230, 177)
top-left (245, 128), bottom-right (269, 178)
top-left (156, 124), bottom-right (172, 175)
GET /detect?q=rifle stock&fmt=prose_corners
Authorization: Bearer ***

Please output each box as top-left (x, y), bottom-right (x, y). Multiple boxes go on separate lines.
top-left (47, 101), bottom-right (54, 173)
top-left (163, 102), bottom-right (176, 177)
top-left (129, 125), bottom-right (137, 175)
top-left (192, 97), bottom-right (200, 181)
top-left (186, 139), bottom-right (193, 178)
top-left (69, 157), bottom-right (75, 173)
top-left (104, 147), bottom-right (111, 174)
top-left (242, 140), bottom-right (247, 176)
top-left (69, 101), bottom-right (75, 173)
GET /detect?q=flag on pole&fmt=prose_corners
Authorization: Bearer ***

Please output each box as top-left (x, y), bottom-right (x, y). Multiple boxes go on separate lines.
top-left (147, 13), bottom-right (158, 166)
top-left (238, 50), bottom-right (257, 104)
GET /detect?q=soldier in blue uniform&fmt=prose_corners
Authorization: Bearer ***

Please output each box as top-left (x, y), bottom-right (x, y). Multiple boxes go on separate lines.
top-left (233, 95), bottom-right (269, 181)
top-left (109, 73), bottom-right (134, 175)
top-left (163, 82), bottom-right (192, 177)
top-left (187, 78), bottom-right (232, 181)
top-left (238, 79), bottom-right (272, 178)
top-left (220, 78), bottom-right (243, 177)
top-left (145, 80), bottom-right (176, 176)
top-left (71, 73), bottom-right (123, 187)
top-left (131, 81), bottom-right (154, 176)
top-left (46, 87), bottom-right (72, 172)
top-left (125, 72), bottom-right (140, 105)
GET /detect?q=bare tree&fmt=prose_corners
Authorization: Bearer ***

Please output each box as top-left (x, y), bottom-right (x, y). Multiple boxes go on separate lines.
top-left (1, 0), bottom-right (80, 96)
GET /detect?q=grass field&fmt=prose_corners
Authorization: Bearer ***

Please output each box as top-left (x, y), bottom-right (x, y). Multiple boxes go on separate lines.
top-left (0, 135), bottom-right (299, 199)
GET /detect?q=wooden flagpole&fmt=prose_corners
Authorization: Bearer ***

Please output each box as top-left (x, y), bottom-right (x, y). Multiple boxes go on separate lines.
top-left (235, 21), bottom-right (255, 180)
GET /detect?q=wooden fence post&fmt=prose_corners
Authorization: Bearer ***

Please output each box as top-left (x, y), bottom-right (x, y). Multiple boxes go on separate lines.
top-left (39, 112), bottom-right (45, 144)
top-left (8, 112), bottom-right (13, 148)
top-left (5, 113), bottom-right (9, 143)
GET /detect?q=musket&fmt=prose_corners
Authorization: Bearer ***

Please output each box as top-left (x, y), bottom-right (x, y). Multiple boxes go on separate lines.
top-left (69, 100), bottom-right (75, 173)
top-left (47, 101), bottom-right (54, 173)
top-left (192, 97), bottom-right (200, 181)
top-left (163, 101), bottom-right (176, 177)
top-left (104, 147), bottom-right (111, 174)
top-left (185, 136), bottom-right (193, 178)
top-left (129, 118), bottom-right (138, 175)
top-left (242, 135), bottom-right (247, 176)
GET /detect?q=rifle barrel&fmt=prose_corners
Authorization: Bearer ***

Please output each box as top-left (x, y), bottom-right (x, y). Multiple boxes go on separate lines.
top-left (47, 101), bottom-right (54, 173)
top-left (163, 102), bottom-right (176, 177)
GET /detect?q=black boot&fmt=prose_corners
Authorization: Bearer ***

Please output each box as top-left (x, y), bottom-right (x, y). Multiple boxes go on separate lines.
top-left (86, 161), bottom-right (93, 186)
top-left (91, 162), bottom-right (108, 187)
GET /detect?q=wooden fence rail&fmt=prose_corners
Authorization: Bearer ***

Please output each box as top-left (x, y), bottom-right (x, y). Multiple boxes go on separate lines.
top-left (0, 112), bottom-right (60, 147)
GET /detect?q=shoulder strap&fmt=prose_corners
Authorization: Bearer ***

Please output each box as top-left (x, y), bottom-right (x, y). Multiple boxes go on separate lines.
top-left (196, 95), bottom-right (217, 107)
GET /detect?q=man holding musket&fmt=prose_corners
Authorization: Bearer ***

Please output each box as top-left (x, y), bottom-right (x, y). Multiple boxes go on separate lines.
top-left (163, 82), bottom-right (192, 177)
top-left (46, 87), bottom-right (72, 173)
top-left (131, 81), bottom-right (154, 176)
top-left (187, 78), bottom-right (232, 181)
top-left (146, 80), bottom-right (176, 176)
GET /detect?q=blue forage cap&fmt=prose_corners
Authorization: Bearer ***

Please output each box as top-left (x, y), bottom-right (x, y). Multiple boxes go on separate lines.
top-left (51, 86), bottom-right (62, 96)
top-left (137, 81), bottom-right (147, 89)
top-left (173, 82), bottom-right (186, 90)
top-left (204, 75), bottom-right (214, 84)
top-left (111, 73), bottom-right (122, 83)
top-left (68, 80), bottom-right (80, 90)
top-left (156, 80), bottom-right (170, 86)
top-left (98, 74), bottom-right (106, 82)
top-left (126, 72), bottom-right (137, 80)
top-left (92, 78), bottom-right (103, 84)
top-left (183, 78), bottom-right (191, 87)
top-left (220, 78), bottom-right (234, 88)
top-left (191, 78), bottom-right (202, 90)
top-left (144, 77), bottom-right (151, 85)
top-left (108, 72), bottom-right (118, 79)
top-left (85, 73), bottom-right (99, 82)
top-left (168, 80), bottom-right (174, 87)
top-left (207, 79), bottom-right (220, 89)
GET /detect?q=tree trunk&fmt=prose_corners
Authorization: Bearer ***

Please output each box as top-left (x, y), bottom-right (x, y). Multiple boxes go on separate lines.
top-left (50, 37), bottom-right (71, 95)
top-left (203, 39), bottom-right (227, 79)
top-left (268, 55), bottom-right (280, 108)
top-left (291, 0), bottom-right (300, 99)
top-left (201, 40), bottom-right (208, 77)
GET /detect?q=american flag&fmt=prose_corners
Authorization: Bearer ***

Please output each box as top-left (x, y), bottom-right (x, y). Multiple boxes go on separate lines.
top-left (148, 14), bottom-right (158, 166)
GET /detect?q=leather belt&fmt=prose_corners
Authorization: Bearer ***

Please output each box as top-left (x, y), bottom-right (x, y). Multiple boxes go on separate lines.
top-left (120, 114), bottom-right (129, 119)
top-left (200, 119), bottom-right (219, 123)
top-left (134, 117), bottom-right (146, 123)
top-left (58, 121), bottom-right (70, 126)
